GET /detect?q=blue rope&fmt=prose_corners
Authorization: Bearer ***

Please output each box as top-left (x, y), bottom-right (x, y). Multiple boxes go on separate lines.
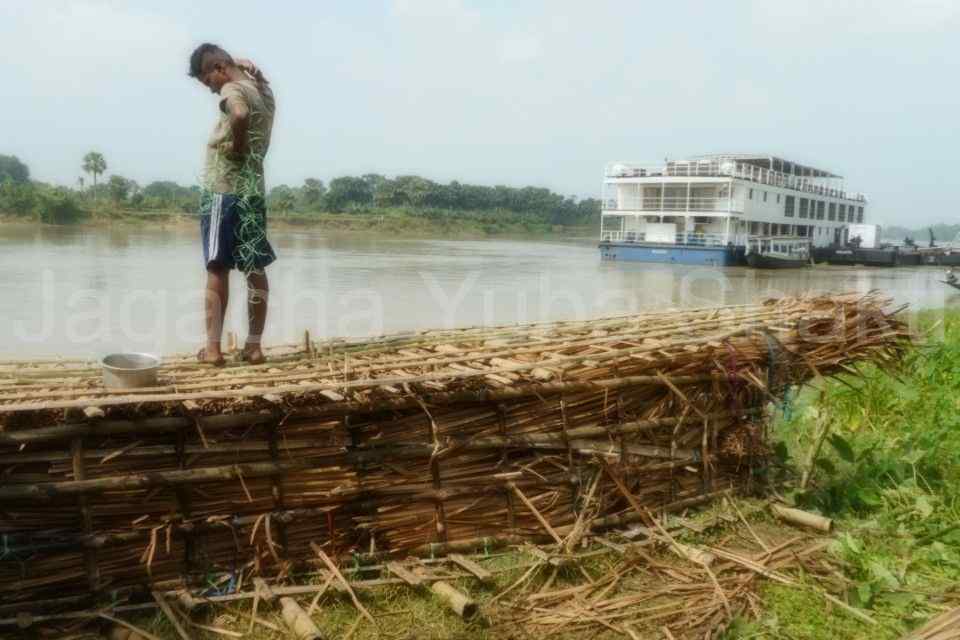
top-left (781, 387), bottom-right (796, 422)
top-left (201, 571), bottom-right (238, 597)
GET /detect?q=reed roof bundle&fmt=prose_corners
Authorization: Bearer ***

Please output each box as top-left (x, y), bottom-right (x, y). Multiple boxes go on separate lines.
top-left (0, 293), bottom-right (910, 613)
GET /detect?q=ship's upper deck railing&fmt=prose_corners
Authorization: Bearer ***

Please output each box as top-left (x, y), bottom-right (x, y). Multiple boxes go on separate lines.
top-left (600, 230), bottom-right (732, 246)
top-left (605, 161), bottom-right (867, 203)
top-left (602, 196), bottom-right (739, 213)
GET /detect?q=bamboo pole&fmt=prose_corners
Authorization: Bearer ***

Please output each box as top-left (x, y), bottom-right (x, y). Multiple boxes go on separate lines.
top-left (280, 597), bottom-right (324, 640)
top-left (429, 580), bottom-right (478, 620)
top-left (770, 504), bottom-right (833, 533)
top-left (447, 554), bottom-right (492, 582)
top-left (150, 592), bottom-right (191, 640)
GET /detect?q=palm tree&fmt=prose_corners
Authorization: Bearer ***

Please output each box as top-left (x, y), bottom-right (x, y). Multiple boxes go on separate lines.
top-left (82, 152), bottom-right (107, 198)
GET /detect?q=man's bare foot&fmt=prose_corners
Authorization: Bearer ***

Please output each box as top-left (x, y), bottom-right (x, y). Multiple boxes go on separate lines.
top-left (197, 347), bottom-right (226, 367)
top-left (240, 344), bottom-right (266, 365)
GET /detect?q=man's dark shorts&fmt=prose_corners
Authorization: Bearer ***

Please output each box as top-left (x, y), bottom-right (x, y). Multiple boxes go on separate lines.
top-left (200, 193), bottom-right (277, 272)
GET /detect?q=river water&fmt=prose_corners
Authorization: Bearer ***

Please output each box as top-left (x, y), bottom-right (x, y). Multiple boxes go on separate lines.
top-left (0, 223), bottom-right (954, 358)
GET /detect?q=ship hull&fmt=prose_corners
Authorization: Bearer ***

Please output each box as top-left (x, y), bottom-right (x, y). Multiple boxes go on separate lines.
top-left (824, 248), bottom-right (898, 267)
top-left (895, 252), bottom-right (923, 266)
top-left (746, 253), bottom-right (809, 269)
top-left (599, 242), bottom-right (743, 266)
top-left (917, 252), bottom-right (960, 266)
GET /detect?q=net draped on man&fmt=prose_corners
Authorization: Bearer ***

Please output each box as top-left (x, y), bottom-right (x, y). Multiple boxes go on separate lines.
top-left (189, 43), bottom-right (276, 366)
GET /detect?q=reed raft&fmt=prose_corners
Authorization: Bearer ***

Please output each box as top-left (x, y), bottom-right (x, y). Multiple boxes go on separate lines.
top-left (0, 293), bottom-right (909, 611)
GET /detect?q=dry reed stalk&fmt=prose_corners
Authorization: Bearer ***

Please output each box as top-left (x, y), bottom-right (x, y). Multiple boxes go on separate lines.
top-left (901, 607), bottom-right (960, 640)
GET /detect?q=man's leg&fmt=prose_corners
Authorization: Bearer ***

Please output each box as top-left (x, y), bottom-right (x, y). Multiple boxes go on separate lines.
top-left (243, 269), bottom-right (269, 364)
top-left (203, 266), bottom-right (230, 363)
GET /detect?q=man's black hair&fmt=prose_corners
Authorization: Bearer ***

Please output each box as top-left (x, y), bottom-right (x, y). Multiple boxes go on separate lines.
top-left (188, 43), bottom-right (233, 78)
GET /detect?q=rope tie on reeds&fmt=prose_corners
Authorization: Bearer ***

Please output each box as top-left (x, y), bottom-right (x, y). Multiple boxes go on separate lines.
top-left (761, 330), bottom-right (797, 420)
top-left (762, 330), bottom-right (787, 394)
top-left (413, 396), bottom-right (449, 543)
top-left (701, 416), bottom-right (713, 493)
top-left (173, 428), bottom-right (196, 571)
top-left (266, 420), bottom-right (289, 560)
top-left (344, 413), bottom-right (376, 552)
top-left (667, 405), bottom-right (690, 503)
top-left (615, 391), bottom-right (628, 466)
top-left (558, 396), bottom-right (574, 470)
top-left (496, 404), bottom-right (518, 533)
top-left (70, 437), bottom-right (99, 592)
top-left (722, 342), bottom-right (745, 417)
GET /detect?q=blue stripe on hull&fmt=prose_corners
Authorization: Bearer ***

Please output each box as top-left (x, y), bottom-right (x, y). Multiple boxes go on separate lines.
top-left (599, 242), bottom-right (742, 266)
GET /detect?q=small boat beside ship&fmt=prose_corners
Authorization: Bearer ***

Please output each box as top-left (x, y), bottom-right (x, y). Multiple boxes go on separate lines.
top-left (944, 269), bottom-right (960, 291)
top-left (805, 223), bottom-right (907, 267)
top-left (745, 236), bottom-right (811, 269)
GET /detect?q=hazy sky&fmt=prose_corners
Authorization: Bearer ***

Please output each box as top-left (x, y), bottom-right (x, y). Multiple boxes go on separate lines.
top-left (2, 0), bottom-right (958, 226)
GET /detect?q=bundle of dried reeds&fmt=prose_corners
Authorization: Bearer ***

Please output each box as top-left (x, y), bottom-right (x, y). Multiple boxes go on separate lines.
top-left (0, 293), bottom-right (910, 611)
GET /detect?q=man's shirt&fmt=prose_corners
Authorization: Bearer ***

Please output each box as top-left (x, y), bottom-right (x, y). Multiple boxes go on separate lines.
top-left (202, 77), bottom-right (275, 196)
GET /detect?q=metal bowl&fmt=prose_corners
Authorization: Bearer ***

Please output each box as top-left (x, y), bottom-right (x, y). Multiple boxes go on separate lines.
top-left (101, 353), bottom-right (160, 389)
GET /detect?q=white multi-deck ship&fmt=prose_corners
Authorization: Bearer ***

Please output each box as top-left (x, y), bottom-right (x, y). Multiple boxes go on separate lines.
top-left (599, 154), bottom-right (868, 266)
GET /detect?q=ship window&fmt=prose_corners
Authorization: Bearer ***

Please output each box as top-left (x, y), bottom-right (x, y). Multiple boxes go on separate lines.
top-left (828, 203), bottom-right (837, 221)
top-left (817, 201), bottom-right (825, 220)
top-left (799, 198), bottom-right (808, 218)
top-left (857, 207), bottom-right (864, 223)
top-left (784, 195), bottom-right (795, 217)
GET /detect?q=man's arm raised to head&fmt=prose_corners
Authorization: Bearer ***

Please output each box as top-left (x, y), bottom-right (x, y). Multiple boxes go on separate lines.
top-left (235, 58), bottom-right (269, 86)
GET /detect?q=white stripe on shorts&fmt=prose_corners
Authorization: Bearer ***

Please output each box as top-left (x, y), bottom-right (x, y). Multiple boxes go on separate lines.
top-left (209, 193), bottom-right (222, 260)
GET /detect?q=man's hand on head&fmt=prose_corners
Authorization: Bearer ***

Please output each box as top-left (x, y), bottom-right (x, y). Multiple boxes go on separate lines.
top-left (235, 58), bottom-right (269, 86)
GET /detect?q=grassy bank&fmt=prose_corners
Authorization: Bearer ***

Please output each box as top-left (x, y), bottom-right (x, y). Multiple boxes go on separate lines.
top-left (751, 308), bottom-right (960, 638)
top-left (0, 207), bottom-right (594, 239)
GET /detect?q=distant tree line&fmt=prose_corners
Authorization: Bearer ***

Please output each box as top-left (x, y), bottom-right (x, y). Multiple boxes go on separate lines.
top-left (0, 154), bottom-right (84, 224)
top-left (267, 174), bottom-right (600, 227)
top-left (0, 153), bottom-right (197, 223)
top-left (1, 153), bottom-right (599, 228)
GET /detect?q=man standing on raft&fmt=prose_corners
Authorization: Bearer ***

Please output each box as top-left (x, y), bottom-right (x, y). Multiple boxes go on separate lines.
top-left (189, 43), bottom-right (276, 366)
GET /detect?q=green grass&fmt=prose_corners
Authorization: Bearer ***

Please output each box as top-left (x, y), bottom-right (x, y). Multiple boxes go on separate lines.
top-left (742, 308), bottom-right (960, 639)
